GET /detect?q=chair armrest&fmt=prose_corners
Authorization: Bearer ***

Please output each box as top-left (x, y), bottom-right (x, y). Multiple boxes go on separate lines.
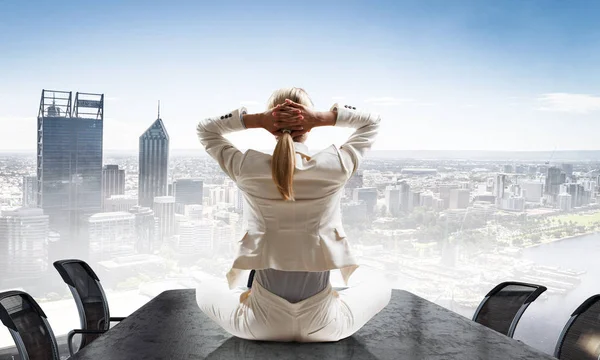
top-left (67, 329), bottom-right (107, 356)
top-left (97, 316), bottom-right (127, 329)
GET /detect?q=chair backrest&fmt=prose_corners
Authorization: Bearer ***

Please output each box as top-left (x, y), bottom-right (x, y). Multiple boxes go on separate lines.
top-left (472, 281), bottom-right (547, 338)
top-left (554, 294), bottom-right (600, 360)
top-left (0, 290), bottom-right (60, 360)
top-left (247, 270), bottom-right (256, 288)
top-left (53, 259), bottom-right (110, 350)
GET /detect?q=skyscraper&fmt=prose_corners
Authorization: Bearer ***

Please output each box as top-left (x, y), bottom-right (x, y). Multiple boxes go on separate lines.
top-left (139, 103), bottom-right (169, 208)
top-left (384, 186), bottom-right (400, 216)
top-left (494, 174), bottom-right (507, 206)
top-left (22, 175), bottom-right (37, 207)
top-left (129, 205), bottom-right (156, 254)
top-left (449, 189), bottom-right (470, 209)
top-left (174, 220), bottom-right (212, 256)
top-left (0, 207), bottom-right (49, 288)
top-left (352, 187), bottom-right (378, 215)
top-left (173, 178), bottom-right (203, 214)
top-left (520, 181), bottom-right (544, 203)
top-left (36, 90), bottom-right (103, 256)
top-left (153, 196), bottom-right (175, 244)
top-left (545, 167), bottom-right (566, 205)
top-left (399, 181), bottom-right (411, 211)
top-left (438, 184), bottom-right (459, 209)
top-left (558, 192), bottom-right (572, 212)
top-left (103, 195), bottom-right (138, 212)
top-left (88, 212), bottom-right (136, 263)
top-left (102, 165), bottom-right (125, 201)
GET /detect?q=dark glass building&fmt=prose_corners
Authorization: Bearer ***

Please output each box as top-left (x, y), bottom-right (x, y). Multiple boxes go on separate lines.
top-left (36, 90), bottom-right (104, 258)
top-left (173, 178), bottom-right (204, 214)
top-left (545, 166), bottom-right (566, 205)
top-left (138, 105), bottom-right (170, 208)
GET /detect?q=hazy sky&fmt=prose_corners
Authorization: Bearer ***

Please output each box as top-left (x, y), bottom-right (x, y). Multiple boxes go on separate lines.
top-left (1, 0), bottom-right (600, 152)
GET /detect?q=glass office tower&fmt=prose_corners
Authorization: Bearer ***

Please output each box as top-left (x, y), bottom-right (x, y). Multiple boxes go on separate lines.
top-left (36, 90), bottom-right (104, 258)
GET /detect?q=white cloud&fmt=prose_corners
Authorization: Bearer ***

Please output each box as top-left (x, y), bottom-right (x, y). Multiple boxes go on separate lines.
top-left (537, 93), bottom-right (600, 114)
top-left (364, 97), bottom-right (415, 106)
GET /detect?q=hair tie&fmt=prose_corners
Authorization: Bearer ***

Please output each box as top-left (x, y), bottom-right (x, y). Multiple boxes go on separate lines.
top-left (282, 129), bottom-right (291, 134)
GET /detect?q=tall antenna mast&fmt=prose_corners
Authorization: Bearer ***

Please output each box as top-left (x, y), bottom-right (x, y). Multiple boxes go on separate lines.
top-left (158, 100), bottom-right (161, 119)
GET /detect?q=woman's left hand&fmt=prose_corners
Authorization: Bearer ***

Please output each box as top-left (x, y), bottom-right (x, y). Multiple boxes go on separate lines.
top-left (271, 99), bottom-right (320, 137)
top-left (246, 104), bottom-right (305, 135)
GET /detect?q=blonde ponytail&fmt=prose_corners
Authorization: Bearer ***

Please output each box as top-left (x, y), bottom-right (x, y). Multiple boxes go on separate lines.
top-left (266, 87), bottom-right (313, 201)
top-left (272, 130), bottom-right (296, 201)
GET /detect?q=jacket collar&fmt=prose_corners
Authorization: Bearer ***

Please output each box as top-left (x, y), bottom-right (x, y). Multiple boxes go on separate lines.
top-left (293, 142), bottom-right (311, 158)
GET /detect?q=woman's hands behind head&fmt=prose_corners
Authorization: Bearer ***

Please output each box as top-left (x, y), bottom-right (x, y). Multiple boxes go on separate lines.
top-left (259, 103), bottom-right (305, 136)
top-left (271, 99), bottom-right (322, 138)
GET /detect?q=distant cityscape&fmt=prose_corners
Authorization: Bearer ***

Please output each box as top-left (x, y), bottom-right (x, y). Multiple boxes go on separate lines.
top-left (1, 89), bottom-right (600, 355)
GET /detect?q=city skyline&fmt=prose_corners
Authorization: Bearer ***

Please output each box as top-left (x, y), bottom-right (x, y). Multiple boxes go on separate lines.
top-left (3, 2), bottom-right (600, 358)
top-left (2, 1), bottom-right (600, 152)
top-left (2, 142), bottom-right (600, 356)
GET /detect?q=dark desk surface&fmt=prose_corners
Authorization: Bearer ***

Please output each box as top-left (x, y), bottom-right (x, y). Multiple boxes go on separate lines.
top-left (70, 289), bottom-right (555, 360)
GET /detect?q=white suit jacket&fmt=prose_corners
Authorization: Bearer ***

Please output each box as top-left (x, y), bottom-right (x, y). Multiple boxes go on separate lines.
top-left (196, 103), bottom-right (381, 288)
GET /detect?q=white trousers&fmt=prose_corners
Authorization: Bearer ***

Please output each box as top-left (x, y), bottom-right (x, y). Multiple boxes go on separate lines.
top-left (195, 277), bottom-right (392, 342)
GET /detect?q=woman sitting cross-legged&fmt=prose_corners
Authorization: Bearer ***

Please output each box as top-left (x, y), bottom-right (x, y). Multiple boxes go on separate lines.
top-left (195, 87), bottom-right (391, 342)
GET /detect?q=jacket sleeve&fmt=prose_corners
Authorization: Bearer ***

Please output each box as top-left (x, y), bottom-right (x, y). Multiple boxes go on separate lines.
top-left (196, 107), bottom-right (248, 181)
top-left (331, 103), bottom-right (381, 178)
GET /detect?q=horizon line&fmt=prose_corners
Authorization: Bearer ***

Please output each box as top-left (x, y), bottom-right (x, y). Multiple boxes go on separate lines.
top-left (2, 149), bottom-right (600, 153)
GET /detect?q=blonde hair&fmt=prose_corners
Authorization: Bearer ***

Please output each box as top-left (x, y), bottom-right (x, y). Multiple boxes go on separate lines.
top-left (267, 88), bottom-right (313, 201)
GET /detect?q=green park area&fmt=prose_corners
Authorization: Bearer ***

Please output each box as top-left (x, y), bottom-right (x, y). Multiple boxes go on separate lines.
top-left (514, 210), bottom-right (600, 248)
top-left (548, 211), bottom-right (600, 226)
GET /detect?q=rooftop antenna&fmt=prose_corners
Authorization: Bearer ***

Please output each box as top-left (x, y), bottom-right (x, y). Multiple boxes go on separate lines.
top-left (157, 100), bottom-right (161, 119)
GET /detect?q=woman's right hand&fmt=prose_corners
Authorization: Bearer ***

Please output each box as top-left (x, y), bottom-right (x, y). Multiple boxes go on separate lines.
top-left (243, 104), bottom-right (304, 135)
top-left (260, 105), bottom-right (304, 135)
top-left (271, 99), bottom-right (332, 137)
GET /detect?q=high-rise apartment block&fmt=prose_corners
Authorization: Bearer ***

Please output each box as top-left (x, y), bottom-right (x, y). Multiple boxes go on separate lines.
top-left (102, 165), bottom-right (125, 201)
top-left (545, 167), bottom-right (566, 205)
top-left (449, 189), bottom-right (470, 209)
top-left (0, 207), bottom-right (50, 287)
top-left (153, 196), bottom-right (175, 244)
top-left (103, 195), bottom-right (138, 212)
top-left (385, 186), bottom-right (401, 216)
top-left (22, 175), bottom-right (37, 207)
top-left (88, 212), bottom-right (136, 263)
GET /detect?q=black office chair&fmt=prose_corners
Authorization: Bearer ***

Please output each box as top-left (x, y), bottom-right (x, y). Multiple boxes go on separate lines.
top-left (247, 270), bottom-right (256, 288)
top-left (0, 290), bottom-right (60, 360)
top-left (53, 259), bottom-right (126, 356)
top-left (554, 294), bottom-right (600, 360)
top-left (472, 281), bottom-right (547, 338)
